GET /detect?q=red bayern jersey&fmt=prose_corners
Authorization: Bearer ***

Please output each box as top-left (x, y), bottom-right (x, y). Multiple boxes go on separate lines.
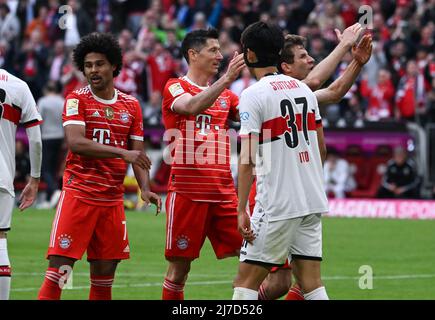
top-left (62, 86), bottom-right (144, 205)
top-left (162, 76), bottom-right (239, 202)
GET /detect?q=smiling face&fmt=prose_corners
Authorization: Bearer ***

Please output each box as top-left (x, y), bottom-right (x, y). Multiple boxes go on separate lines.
top-left (189, 38), bottom-right (223, 77)
top-left (281, 45), bottom-right (315, 80)
top-left (83, 52), bottom-right (116, 92)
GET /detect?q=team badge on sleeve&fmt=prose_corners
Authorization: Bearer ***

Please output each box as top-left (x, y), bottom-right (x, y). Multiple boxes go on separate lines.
top-left (168, 83), bottom-right (184, 97)
top-left (66, 99), bottom-right (79, 116)
top-left (240, 112), bottom-right (250, 121)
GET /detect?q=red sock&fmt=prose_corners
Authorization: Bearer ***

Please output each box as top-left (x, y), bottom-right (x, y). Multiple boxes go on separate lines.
top-left (162, 277), bottom-right (184, 300)
top-left (258, 284), bottom-right (269, 300)
top-left (38, 268), bottom-right (64, 300)
top-left (89, 275), bottom-right (114, 300)
top-left (285, 284), bottom-right (305, 300)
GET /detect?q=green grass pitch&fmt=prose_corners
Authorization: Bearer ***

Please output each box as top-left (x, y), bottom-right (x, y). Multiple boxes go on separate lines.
top-left (7, 207), bottom-right (435, 300)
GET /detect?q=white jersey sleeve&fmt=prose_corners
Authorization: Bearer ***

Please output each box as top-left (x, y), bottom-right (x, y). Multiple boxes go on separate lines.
top-left (0, 69), bottom-right (42, 196)
top-left (19, 82), bottom-right (42, 127)
top-left (238, 89), bottom-right (263, 136)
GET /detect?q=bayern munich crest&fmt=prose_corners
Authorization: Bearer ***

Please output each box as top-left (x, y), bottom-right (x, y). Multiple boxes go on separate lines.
top-left (120, 112), bottom-right (129, 123)
top-left (176, 235), bottom-right (190, 250)
top-left (58, 234), bottom-right (73, 249)
top-left (219, 98), bottom-right (228, 109)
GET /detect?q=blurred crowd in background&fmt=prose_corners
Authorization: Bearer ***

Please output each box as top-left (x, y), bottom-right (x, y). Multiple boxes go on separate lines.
top-left (1, 0), bottom-right (434, 203)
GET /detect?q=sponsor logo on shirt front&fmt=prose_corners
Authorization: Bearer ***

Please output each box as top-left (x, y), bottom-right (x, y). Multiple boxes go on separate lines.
top-left (240, 112), bottom-right (250, 121)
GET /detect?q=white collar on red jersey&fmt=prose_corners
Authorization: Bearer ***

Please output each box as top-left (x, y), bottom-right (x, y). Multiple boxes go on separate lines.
top-left (182, 76), bottom-right (209, 90)
top-left (89, 85), bottom-right (118, 105)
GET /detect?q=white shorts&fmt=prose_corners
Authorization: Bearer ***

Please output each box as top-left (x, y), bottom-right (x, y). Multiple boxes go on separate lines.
top-left (0, 189), bottom-right (14, 231)
top-left (239, 212), bottom-right (322, 266)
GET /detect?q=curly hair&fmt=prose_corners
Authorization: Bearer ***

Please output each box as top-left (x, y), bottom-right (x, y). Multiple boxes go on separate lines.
top-left (73, 32), bottom-right (123, 77)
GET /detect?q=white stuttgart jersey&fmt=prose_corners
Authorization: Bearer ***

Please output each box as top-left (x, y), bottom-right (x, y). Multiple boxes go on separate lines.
top-left (0, 69), bottom-right (42, 196)
top-left (239, 73), bottom-right (328, 221)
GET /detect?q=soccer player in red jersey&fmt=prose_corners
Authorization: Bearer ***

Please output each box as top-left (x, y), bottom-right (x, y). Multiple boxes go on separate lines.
top-left (161, 29), bottom-right (245, 300)
top-left (38, 33), bottom-right (161, 300)
top-left (0, 68), bottom-right (43, 300)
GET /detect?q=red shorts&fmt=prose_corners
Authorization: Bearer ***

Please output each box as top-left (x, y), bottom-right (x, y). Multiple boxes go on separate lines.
top-left (165, 192), bottom-right (242, 260)
top-left (47, 191), bottom-right (130, 261)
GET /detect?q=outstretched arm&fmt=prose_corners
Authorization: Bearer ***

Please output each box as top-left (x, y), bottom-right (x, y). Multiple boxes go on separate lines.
top-left (303, 23), bottom-right (363, 90)
top-left (315, 34), bottom-right (372, 106)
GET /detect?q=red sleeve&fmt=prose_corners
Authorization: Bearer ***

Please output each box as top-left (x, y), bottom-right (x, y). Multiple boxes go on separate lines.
top-left (62, 92), bottom-right (86, 126)
top-left (162, 78), bottom-right (190, 112)
top-left (129, 99), bottom-right (144, 141)
top-left (228, 90), bottom-right (240, 121)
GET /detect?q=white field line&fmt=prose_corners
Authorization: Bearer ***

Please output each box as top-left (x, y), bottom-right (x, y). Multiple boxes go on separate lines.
top-left (11, 273), bottom-right (435, 292)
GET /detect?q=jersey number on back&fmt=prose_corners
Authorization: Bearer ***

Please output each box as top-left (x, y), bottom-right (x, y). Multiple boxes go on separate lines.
top-left (0, 89), bottom-right (5, 119)
top-left (280, 97), bottom-right (309, 148)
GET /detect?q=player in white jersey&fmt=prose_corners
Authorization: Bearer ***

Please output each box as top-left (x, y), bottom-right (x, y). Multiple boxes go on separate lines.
top-left (232, 22), bottom-right (329, 300)
top-left (260, 32), bottom-right (373, 300)
top-left (0, 68), bottom-right (43, 299)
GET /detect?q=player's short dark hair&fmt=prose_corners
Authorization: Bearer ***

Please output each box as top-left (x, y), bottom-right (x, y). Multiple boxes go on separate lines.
top-left (241, 22), bottom-right (284, 67)
top-left (181, 28), bottom-right (219, 64)
top-left (73, 32), bottom-right (123, 77)
top-left (280, 34), bottom-right (306, 65)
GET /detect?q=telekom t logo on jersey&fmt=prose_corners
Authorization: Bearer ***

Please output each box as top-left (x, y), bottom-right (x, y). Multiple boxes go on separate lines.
top-left (93, 128), bottom-right (110, 144)
top-left (196, 114), bottom-right (220, 135)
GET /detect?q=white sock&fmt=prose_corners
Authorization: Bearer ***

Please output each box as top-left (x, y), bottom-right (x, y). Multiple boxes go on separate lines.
top-left (0, 239), bottom-right (11, 300)
top-left (232, 287), bottom-right (258, 300)
top-left (304, 286), bottom-right (329, 300)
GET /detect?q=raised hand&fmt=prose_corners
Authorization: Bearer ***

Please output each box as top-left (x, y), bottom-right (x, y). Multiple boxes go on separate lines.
top-left (224, 51), bottom-right (246, 84)
top-left (335, 23), bottom-right (363, 48)
top-left (352, 34), bottom-right (373, 65)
